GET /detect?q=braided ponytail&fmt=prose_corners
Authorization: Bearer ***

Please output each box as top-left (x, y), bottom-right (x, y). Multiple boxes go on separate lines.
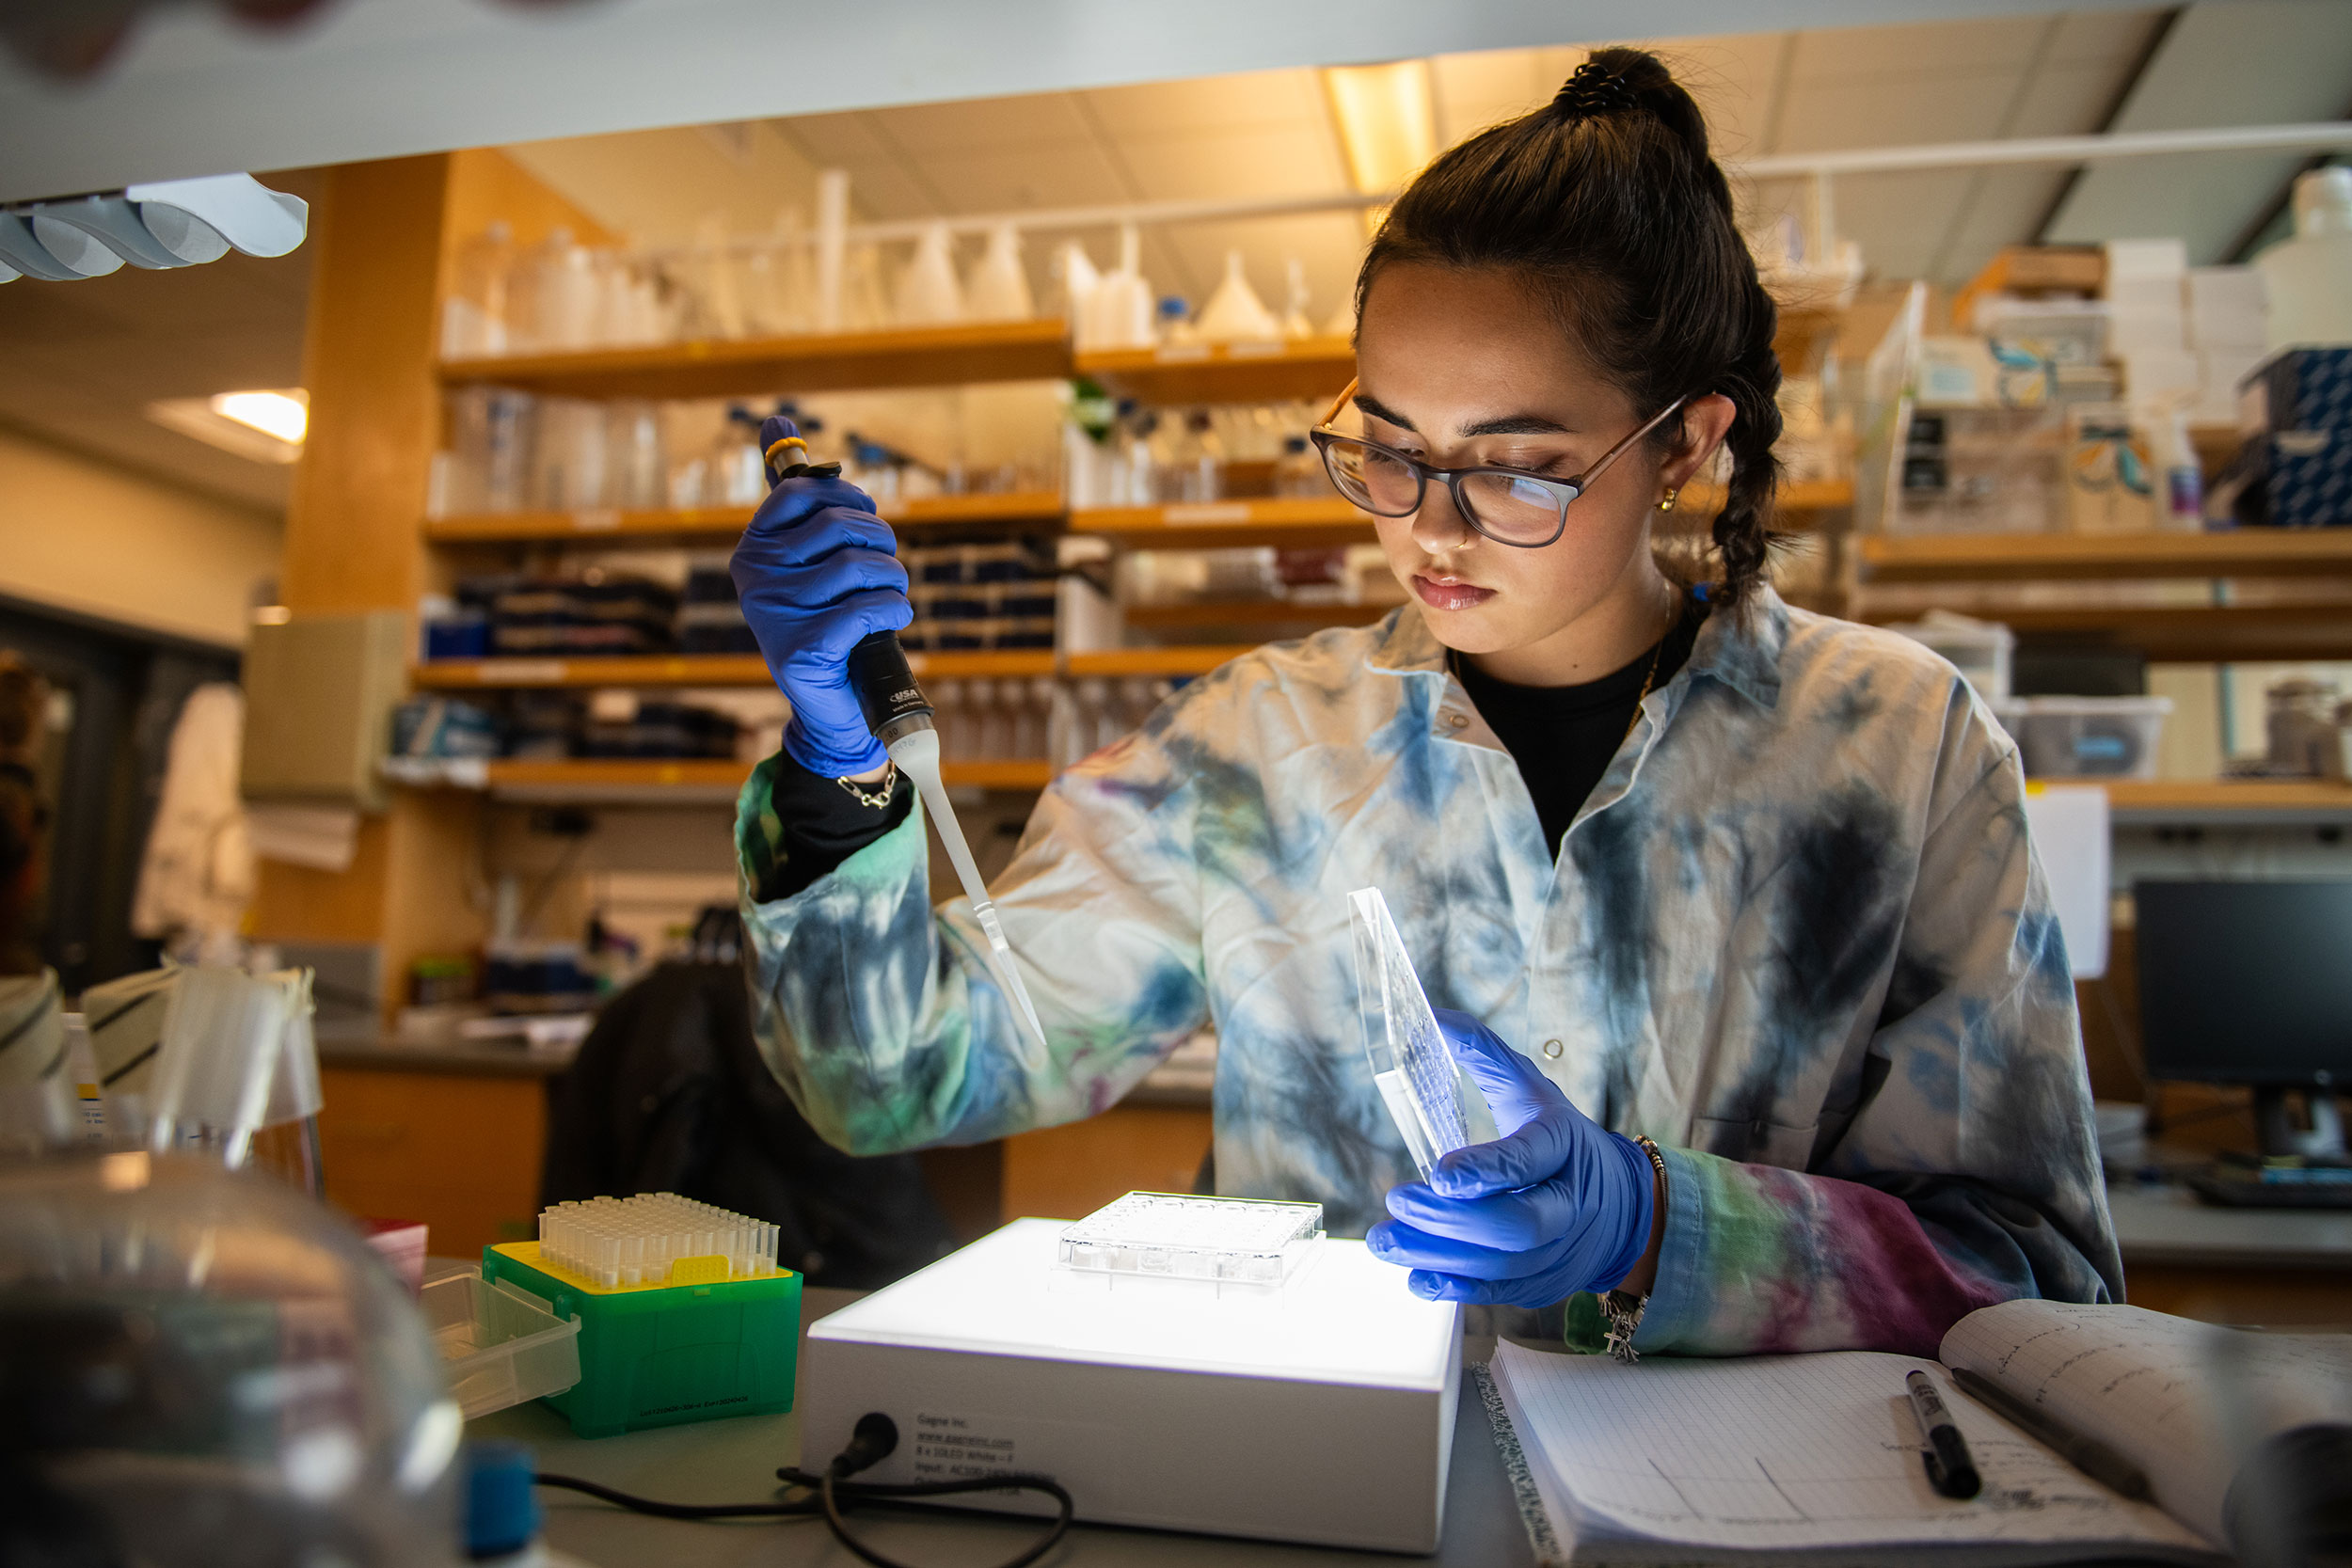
top-left (1359, 46), bottom-right (1784, 606)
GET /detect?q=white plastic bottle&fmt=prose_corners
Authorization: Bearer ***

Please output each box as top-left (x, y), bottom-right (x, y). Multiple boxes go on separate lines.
top-left (2256, 166), bottom-right (2352, 351)
top-left (2138, 394), bottom-right (2204, 532)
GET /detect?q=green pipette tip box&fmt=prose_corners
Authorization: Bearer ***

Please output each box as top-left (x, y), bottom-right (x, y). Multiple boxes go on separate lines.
top-left (482, 1241), bottom-right (802, 1438)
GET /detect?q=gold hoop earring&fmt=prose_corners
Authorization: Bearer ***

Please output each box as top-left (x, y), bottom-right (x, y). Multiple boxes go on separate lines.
top-left (1657, 488), bottom-right (1679, 513)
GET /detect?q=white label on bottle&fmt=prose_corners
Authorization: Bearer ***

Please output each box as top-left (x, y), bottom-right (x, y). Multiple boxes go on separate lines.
top-left (471, 660), bottom-right (566, 685)
top-left (1152, 343), bottom-right (1211, 362)
top-left (1227, 339), bottom-right (1287, 358)
top-left (1161, 503), bottom-right (1252, 526)
top-left (570, 508), bottom-right (622, 531)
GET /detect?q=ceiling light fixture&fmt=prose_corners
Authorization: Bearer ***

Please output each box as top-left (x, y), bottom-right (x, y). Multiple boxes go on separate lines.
top-left (1323, 59), bottom-right (1438, 235)
top-left (147, 388), bottom-right (308, 465)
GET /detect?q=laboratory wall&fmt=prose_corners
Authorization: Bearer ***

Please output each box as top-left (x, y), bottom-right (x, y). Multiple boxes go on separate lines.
top-left (0, 430), bottom-right (281, 648)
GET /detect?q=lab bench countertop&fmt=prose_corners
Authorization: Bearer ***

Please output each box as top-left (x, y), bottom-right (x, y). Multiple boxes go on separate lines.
top-left (469, 1286), bottom-right (1535, 1568)
top-left (316, 1031), bottom-right (578, 1078)
top-left (2106, 1179), bottom-right (2352, 1270)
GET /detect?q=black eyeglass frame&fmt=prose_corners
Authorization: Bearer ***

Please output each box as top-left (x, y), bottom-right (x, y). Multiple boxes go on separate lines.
top-left (1308, 377), bottom-right (1691, 548)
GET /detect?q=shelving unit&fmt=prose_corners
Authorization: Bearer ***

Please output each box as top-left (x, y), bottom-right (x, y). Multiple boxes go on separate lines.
top-left (437, 318), bottom-right (1073, 400)
top-left (1069, 496), bottom-right (1374, 548)
top-left (413, 649), bottom-right (1057, 689)
top-left (1073, 338), bottom-right (1353, 405)
top-left (1121, 600), bottom-right (1392, 633)
top-left (425, 490), bottom-right (1065, 544)
top-left (1857, 602), bottom-right (2352, 663)
top-left (1859, 529), bottom-right (2352, 582)
top-left (2101, 779), bottom-right (2352, 826)
top-left (402, 755), bottom-right (1054, 804)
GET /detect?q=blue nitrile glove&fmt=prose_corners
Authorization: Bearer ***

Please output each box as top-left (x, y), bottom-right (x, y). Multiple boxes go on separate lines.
top-left (1366, 1008), bottom-right (1658, 1307)
top-left (730, 415), bottom-right (912, 778)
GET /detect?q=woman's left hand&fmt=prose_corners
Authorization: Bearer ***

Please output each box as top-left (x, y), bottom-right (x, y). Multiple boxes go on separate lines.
top-left (1366, 1009), bottom-right (1659, 1307)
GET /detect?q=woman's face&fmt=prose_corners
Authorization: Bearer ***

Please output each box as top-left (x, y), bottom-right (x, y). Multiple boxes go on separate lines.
top-left (1352, 262), bottom-right (1723, 679)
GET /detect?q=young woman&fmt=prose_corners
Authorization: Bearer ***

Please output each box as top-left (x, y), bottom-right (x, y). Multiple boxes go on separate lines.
top-left (730, 48), bottom-right (2119, 1358)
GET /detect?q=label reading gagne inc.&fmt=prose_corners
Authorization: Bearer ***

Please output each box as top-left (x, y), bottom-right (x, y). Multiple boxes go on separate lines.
top-left (910, 1409), bottom-right (1119, 1495)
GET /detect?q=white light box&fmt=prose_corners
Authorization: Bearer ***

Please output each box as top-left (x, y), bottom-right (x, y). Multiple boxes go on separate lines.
top-left (799, 1200), bottom-right (1462, 1553)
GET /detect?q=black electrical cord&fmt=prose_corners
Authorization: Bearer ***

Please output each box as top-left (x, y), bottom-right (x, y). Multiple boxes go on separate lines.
top-left (536, 1413), bottom-right (1074, 1568)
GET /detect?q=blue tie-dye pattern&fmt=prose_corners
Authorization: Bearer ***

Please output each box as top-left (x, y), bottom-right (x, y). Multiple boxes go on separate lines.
top-left (737, 586), bottom-right (2122, 1355)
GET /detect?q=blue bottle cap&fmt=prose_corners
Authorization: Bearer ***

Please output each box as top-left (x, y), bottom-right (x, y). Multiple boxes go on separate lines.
top-left (463, 1439), bottom-right (540, 1560)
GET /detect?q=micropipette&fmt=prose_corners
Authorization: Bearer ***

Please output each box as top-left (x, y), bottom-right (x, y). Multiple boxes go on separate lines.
top-left (762, 429), bottom-right (1052, 1061)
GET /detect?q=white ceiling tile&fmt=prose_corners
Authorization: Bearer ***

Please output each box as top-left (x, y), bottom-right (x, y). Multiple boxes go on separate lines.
top-left (1822, 169), bottom-right (1979, 282)
top-left (2043, 7), bottom-right (2169, 67)
top-left (1430, 48), bottom-right (1549, 146)
top-left (1161, 213), bottom-right (1366, 326)
top-left (1788, 17), bottom-right (2049, 82)
top-left (771, 109), bottom-right (896, 167)
top-left (1772, 71), bottom-right (2019, 152)
top-left (2001, 57), bottom-right (2143, 139)
top-left (1082, 68), bottom-right (1327, 137)
top-left (1928, 166), bottom-right (2074, 285)
top-left (1115, 122), bottom-right (1347, 202)
top-left (869, 93), bottom-right (1096, 156)
top-left (917, 142), bottom-right (1134, 214)
top-left (1649, 32), bottom-right (1793, 159)
top-left (818, 156), bottom-right (938, 221)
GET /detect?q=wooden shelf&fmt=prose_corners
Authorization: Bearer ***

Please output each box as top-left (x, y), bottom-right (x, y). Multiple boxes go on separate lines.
top-left (424, 491), bottom-right (1066, 544)
top-left (1070, 497), bottom-right (1375, 549)
top-left (937, 759), bottom-right (1055, 790)
top-left (414, 649), bottom-right (1055, 689)
top-left (437, 319), bottom-right (1073, 400)
top-left (1121, 599), bottom-right (1393, 632)
top-left (1859, 529), bottom-right (2352, 583)
top-left (2098, 779), bottom-right (2352, 825)
top-left (1860, 603), bottom-right (2352, 663)
top-left (1066, 646), bottom-right (1256, 678)
top-left (405, 755), bottom-right (1051, 803)
top-left (1074, 338), bottom-right (1354, 405)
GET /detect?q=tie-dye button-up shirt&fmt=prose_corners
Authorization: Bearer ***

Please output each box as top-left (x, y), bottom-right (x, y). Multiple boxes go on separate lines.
top-left (737, 588), bottom-right (2122, 1356)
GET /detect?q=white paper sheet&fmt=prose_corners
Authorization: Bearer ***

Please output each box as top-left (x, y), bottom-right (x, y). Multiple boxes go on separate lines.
top-left (1489, 1339), bottom-right (2211, 1560)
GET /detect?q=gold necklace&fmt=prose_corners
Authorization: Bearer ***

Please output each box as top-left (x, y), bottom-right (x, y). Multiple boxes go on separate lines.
top-left (1620, 634), bottom-right (1667, 746)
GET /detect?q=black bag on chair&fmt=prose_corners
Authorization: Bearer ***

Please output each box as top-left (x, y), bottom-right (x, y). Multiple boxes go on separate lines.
top-left (542, 957), bottom-right (954, 1289)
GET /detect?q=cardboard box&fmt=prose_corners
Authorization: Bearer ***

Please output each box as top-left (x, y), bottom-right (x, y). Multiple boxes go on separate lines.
top-left (2104, 237), bottom-right (2188, 281)
top-left (2186, 266), bottom-right (2269, 350)
top-left (2122, 349), bottom-right (2200, 401)
top-left (2066, 404), bottom-right (2155, 533)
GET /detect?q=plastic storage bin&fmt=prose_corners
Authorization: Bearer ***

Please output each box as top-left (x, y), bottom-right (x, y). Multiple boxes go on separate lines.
top-left (1883, 612), bottom-right (2015, 702)
top-left (483, 1241), bottom-right (802, 1438)
top-left (1996, 695), bottom-right (2172, 780)
top-left (421, 1266), bottom-right (583, 1419)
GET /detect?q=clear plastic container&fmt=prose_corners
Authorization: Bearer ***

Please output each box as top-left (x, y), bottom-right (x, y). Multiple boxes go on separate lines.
top-left (1056, 1192), bottom-right (1324, 1286)
top-left (421, 1267), bottom-right (582, 1418)
top-left (0, 1151), bottom-right (459, 1567)
top-left (1883, 611), bottom-right (2015, 703)
top-left (2000, 695), bottom-right (2173, 779)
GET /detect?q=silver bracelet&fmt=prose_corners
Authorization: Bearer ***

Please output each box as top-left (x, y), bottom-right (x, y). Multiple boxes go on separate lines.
top-left (1601, 1135), bottom-right (1669, 1365)
top-left (834, 760), bottom-right (898, 809)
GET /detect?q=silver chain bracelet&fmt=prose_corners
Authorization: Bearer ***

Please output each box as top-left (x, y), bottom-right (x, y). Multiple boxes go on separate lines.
top-left (834, 760), bottom-right (898, 809)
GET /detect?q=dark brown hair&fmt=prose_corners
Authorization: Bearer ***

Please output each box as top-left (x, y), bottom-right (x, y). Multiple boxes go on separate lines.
top-left (1356, 47), bottom-right (1781, 605)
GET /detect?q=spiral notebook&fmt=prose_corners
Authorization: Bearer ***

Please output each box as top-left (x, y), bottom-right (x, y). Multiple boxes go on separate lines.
top-left (1479, 1299), bottom-right (2350, 1566)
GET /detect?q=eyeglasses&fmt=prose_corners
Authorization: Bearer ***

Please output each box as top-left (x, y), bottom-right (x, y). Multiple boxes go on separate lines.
top-left (1307, 378), bottom-right (1688, 548)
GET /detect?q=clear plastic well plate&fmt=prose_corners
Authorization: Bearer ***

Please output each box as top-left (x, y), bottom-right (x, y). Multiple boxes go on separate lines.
top-left (1351, 886), bottom-right (1475, 1181)
top-left (1057, 1192), bottom-right (1325, 1286)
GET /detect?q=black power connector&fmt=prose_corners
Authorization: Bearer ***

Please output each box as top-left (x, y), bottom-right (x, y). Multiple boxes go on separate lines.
top-left (536, 1411), bottom-right (1073, 1568)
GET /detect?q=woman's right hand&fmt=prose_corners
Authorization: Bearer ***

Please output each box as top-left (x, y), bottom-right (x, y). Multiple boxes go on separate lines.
top-left (730, 416), bottom-right (913, 778)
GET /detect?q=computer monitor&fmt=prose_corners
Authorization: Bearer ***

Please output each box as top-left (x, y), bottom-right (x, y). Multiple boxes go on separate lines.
top-left (2135, 879), bottom-right (2352, 1158)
